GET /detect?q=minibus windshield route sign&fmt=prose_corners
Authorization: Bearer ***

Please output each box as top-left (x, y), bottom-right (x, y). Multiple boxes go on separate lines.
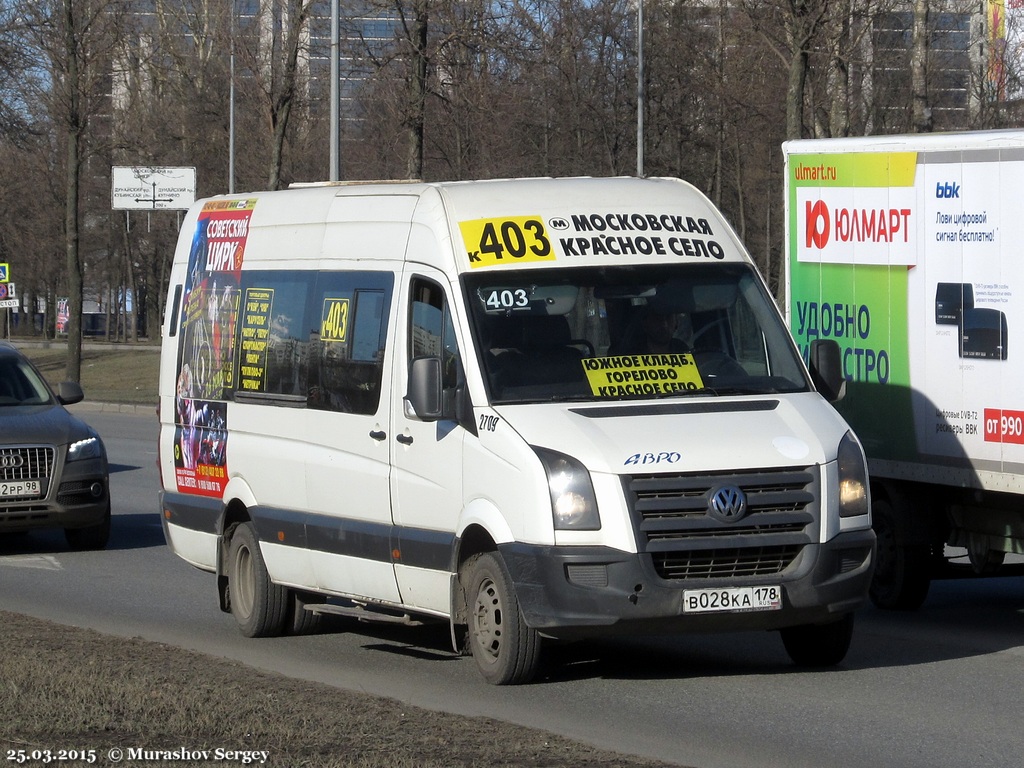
top-left (582, 354), bottom-right (704, 397)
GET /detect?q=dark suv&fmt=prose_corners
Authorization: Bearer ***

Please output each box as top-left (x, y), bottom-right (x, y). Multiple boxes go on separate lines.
top-left (0, 342), bottom-right (110, 550)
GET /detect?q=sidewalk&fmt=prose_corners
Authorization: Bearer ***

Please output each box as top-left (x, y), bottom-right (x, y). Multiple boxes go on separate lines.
top-left (69, 400), bottom-right (156, 416)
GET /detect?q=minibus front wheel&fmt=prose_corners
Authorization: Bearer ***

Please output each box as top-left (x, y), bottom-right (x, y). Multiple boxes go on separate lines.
top-left (227, 522), bottom-right (289, 638)
top-left (461, 552), bottom-right (541, 685)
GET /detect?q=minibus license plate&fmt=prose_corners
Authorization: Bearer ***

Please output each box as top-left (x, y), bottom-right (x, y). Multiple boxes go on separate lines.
top-left (0, 480), bottom-right (40, 498)
top-left (683, 586), bottom-right (782, 614)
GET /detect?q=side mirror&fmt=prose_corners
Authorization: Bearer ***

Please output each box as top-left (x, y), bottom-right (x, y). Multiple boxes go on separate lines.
top-left (56, 381), bottom-right (84, 406)
top-left (809, 339), bottom-right (846, 402)
top-left (406, 356), bottom-right (443, 420)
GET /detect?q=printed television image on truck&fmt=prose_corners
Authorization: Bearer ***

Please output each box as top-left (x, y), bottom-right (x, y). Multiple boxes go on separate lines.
top-left (785, 132), bottom-right (1024, 609)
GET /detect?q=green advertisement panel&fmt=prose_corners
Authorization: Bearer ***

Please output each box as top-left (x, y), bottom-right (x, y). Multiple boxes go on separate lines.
top-left (787, 140), bottom-right (1024, 477)
top-left (788, 151), bottom-right (917, 461)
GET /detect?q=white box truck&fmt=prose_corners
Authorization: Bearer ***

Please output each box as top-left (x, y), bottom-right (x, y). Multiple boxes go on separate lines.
top-left (784, 131), bottom-right (1024, 609)
top-left (158, 177), bottom-right (875, 683)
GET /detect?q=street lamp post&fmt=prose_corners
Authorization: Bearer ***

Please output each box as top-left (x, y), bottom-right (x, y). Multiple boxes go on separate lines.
top-left (330, 0), bottom-right (340, 181)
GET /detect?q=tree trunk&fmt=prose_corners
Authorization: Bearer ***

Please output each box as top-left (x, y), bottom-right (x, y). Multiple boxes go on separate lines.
top-left (912, 0), bottom-right (932, 132)
top-left (63, 0), bottom-right (83, 382)
top-left (786, 46), bottom-right (808, 140)
top-left (269, 0), bottom-right (312, 190)
top-left (406, 1), bottom-right (429, 180)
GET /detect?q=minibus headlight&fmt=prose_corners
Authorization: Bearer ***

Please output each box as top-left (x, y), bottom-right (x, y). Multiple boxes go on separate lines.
top-left (534, 447), bottom-right (601, 531)
top-left (837, 431), bottom-right (869, 518)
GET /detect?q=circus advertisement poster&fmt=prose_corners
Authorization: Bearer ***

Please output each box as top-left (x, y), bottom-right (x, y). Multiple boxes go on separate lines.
top-left (173, 398), bottom-right (228, 498)
top-left (174, 199), bottom-right (255, 495)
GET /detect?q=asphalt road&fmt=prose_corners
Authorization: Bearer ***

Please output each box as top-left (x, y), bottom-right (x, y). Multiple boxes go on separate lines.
top-left (2, 409), bottom-right (1024, 768)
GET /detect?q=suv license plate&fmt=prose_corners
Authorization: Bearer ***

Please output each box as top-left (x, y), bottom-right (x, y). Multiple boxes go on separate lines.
top-left (683, 586), bottom-right (782, 614)
top-left (0, 479), bottom-right (41, 498)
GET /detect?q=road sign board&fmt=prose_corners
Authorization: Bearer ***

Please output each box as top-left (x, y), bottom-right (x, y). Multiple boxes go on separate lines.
top-left (0, 263), bottom-right (8, 282)
top-left (0, 299), bottom-right (18, 309)
top-left (112, 166), bottom-right (196, 211)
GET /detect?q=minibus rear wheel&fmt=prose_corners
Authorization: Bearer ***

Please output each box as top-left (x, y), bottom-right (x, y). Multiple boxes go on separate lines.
top-left (462, 552), bottom-right (541, 685)
top-left (227, 522), bottom-right (289, 638)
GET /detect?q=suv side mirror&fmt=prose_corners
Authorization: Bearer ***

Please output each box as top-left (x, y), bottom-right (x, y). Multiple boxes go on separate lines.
top-left (57, 381), bottom-right (84, 406)
top-left (809, 339), bottom-right (846, 402)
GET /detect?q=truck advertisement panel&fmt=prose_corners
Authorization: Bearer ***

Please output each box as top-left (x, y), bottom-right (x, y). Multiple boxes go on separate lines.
top-left (787, 145), bottom-right (1023, 482)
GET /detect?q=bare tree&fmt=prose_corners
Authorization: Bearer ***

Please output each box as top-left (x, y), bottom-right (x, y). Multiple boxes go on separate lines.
top-left (0, 0), bottom-right (1015, 349)
top-left (257, 0), bottom-right (315, 190)
top-left (911, 0), bottom-right (933, 131)
top-left (17, 1), bottom-right (128, 377)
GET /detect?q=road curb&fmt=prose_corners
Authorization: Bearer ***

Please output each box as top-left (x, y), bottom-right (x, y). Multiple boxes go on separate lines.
top-left (69, 401), bottom-right (156, 416)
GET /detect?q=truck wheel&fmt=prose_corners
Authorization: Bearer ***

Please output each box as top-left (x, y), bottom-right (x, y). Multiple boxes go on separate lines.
top-left (65, 500), bottom-right (111, 551)
top-left (461, 552), bottom-right (541, 685)
top-left (227, 522), bottom-right (288, 638)
top-left (967, 534), bottom-right (1005, 575)
top-left (781, 613), bottom-right (854, 667)
top-left (870, 498), bottom-right (931, 610)
top-left (289, 590), bottom-right (325, 635)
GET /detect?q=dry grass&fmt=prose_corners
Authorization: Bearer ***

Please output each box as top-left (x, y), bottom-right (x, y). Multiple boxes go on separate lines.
top-left (0, 612), bottom-right (673, 768)
top-left (17, 344), bottom-right (160, 405)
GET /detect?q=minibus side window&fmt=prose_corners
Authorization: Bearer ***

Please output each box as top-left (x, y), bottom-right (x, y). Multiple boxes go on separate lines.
top-left (167, 285), bottom-right (182, 337)
top-left (234, 271), bottom-right (314, 402)
top-left (410, 278), bottom-right (460, 396)
top-left (308, 271), bottom-right (393, 415)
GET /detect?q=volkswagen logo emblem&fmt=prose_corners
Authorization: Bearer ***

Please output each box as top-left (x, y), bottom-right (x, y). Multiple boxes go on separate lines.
top-left (708, 485), bottom-right (747, 523)
top-left (0, 454), bottom-right (24, 469)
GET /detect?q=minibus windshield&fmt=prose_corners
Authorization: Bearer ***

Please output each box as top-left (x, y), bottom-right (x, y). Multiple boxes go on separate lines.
top-left (463, 263), bottom-right (811, 404)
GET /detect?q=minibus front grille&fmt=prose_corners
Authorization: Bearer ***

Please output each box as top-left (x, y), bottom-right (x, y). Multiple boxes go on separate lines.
top-left (652, 545), bottom-right (803, 579)
top-left (625, 466), bottom-right (817, 581)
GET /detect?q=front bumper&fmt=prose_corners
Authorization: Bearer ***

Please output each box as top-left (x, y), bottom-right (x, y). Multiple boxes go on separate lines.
top-left (0, 454), bottom-right (109, 533)
top-left (499, 527), bottom-right (876, 637)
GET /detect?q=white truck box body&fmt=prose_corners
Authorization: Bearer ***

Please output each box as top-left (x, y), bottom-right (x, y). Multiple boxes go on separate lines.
top-left (784, 131), bottom-right (1024, 606)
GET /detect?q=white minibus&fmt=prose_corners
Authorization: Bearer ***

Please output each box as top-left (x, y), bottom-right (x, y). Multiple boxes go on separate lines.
top-left (158, 177), bottom-right (874, 684)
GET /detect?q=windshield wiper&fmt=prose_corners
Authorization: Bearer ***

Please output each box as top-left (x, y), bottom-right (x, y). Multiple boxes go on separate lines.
top-left (664, 383), bottom-right (774, 398)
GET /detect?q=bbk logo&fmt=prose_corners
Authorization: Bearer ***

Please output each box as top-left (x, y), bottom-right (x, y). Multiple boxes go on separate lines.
top-left (936, 181), bottom-right (960, 199)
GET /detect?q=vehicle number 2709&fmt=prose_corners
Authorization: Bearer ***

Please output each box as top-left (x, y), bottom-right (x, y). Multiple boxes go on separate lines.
top-left (683, 585), bottom-right (782, 614)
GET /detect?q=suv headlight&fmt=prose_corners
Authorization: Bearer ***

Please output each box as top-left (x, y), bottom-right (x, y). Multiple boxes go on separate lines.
top-left (534, 447), bottom-right (601, 531)
top-left (67, 436), bottom-right (103, 462)
top-left (837, 430), bottom-right (869, 518)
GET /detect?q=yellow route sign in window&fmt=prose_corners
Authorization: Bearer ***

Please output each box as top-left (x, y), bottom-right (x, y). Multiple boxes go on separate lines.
top-left (320, 297), bottom-right (350, 342)
top-left (582, 354), bottom-right (704, 398)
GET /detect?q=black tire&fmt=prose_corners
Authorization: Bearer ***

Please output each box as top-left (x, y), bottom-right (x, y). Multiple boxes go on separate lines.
top-left (461, 552), bottom-right (541, 685)
top-left (289, 590), bottom-right (325, 635)
top-left (781, 613), bottom-right (854, 667)
top-left (967, 535), bottom-right (1005, 576)
top-left (65, 501), bottom-right (111, 552)
top-left (227, 522), bottom-right (288, 638)
top-left (870, 498), bottom-right (931, 610)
